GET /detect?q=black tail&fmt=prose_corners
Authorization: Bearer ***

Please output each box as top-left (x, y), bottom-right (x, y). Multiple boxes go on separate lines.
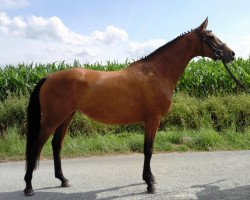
top-left (25, 77), bottom-right (47, 170)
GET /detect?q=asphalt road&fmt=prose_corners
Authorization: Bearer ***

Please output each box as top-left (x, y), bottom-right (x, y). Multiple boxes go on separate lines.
top-left (0, 151), bottom-right (249, 200)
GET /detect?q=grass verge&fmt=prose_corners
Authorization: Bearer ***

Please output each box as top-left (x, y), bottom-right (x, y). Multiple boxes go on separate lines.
top-left (1, 94), bottom-right (249, 136)
top-left (0, 126), bottom-right (249, 162)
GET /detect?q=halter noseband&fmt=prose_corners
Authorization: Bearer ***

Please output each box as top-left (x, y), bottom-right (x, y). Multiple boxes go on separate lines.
top-left (196, 29), bottom-right (224, 60)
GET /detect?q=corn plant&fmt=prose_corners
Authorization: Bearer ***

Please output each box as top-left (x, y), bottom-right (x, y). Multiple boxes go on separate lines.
top-left (0, 58), bottom-right (249, 101)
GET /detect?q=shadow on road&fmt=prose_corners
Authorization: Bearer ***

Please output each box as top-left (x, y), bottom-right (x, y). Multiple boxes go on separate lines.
top-left (0, 183), bottom-right (146, 200)
top-left (192, 183), bottom-right (250, 200)
top-left (1, 182), bottom-right (250, 199)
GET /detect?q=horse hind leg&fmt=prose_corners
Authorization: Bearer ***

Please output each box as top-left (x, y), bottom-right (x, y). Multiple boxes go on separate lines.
top-left (24, 126), bottom-right (54, 196)
top-left (52, 112), bottom-right (75, 187)
top-left (24, 111), bottom-right (74, 195)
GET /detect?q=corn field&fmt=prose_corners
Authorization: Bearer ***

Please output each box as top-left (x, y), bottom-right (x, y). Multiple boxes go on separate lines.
top-left (177, 58), bottom-right (250, 96)
top-left (0, 58), bottom-right (249, 101)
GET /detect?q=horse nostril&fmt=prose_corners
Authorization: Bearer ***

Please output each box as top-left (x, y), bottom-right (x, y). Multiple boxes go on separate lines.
top-left (231, 51), bottom-right (235, 57)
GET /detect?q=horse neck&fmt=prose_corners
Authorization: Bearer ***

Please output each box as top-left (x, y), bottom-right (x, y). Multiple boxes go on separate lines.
top-left (146, 32), bottom-right (198, 91)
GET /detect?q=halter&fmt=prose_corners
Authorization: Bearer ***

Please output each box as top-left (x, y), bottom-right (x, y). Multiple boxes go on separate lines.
top-left (196, 29), bottom-right (249, 93)
top-left (196, 29), bottom-right (224, 60)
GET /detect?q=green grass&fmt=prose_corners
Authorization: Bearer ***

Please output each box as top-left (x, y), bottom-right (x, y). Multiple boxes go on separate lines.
top-left (0, 126), bottom-right (249, 162)
top-left (0, 92), bottom-right (249, 161)
top-left (1, 94), bottom-right (249, 137)
top-left (0, 126), bottom-right (26, 161)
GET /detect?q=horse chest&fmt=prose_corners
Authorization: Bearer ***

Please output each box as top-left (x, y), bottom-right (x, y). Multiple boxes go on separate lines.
top-left (158, 96), bottom-right (173, 115)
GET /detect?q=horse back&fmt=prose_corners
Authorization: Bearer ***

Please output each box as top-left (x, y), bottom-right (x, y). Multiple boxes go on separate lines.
top-left (40, 67), bottom-right (172, 124)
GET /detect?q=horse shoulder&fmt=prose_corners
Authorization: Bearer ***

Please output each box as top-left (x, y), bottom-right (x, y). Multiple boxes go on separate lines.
top-left (142, 72), bottom-right (173, 116)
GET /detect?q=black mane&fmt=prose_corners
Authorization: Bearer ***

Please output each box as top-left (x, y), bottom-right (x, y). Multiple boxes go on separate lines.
top-left (141, 29), bottom-right (193, 61)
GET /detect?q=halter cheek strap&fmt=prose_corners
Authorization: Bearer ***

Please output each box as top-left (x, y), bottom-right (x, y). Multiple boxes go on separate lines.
top-left (199, 32), bottom-right (204, 57)
top-left (196, 29), bottom-right (223, 60)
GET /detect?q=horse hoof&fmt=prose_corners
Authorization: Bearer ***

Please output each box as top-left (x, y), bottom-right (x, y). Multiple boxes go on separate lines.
top-left (24, 188), bottom-right (35, 196)
top-left (61, 181), bottom-right (71, 187)
top-left (147, 185), bottom-right (156, 194)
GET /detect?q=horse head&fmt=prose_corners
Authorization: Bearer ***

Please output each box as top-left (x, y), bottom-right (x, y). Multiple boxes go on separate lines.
top-left (196, 18), bottom-right (235, 64)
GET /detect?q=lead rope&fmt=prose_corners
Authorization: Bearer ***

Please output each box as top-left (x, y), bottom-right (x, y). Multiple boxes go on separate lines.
top-left (223, 62), bottom-right (249, 93)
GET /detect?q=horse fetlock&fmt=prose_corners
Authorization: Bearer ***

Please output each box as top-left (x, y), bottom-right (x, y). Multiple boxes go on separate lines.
top-left (55, 174), bottom-right (70, 187)
top-left (143, 172), bottom-right (155, 183)
top-left (147, 184), bottom-right (156, 194)
top-left (24, 173), bottom-right (32, 181)
top-left (150, 174), bottom-right (156, 183)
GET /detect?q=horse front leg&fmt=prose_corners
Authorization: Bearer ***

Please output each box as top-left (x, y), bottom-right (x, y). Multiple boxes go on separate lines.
top-left (143, 116), bottom-right (161, 193)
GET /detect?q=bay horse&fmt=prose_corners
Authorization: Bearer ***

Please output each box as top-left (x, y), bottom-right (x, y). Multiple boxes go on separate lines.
top-left (24, 18), bottom-right (235, 196)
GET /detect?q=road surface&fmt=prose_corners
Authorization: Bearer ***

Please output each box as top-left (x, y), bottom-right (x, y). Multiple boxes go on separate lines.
top-left (0, 151), bottom-right (250, 200)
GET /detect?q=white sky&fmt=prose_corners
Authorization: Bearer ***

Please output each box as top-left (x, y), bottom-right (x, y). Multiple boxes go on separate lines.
top-left (0, 0), bottom-right (250, 65)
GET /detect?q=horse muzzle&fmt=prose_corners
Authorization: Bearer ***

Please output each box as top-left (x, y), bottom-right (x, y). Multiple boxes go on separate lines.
top-left (221, 50), bottom-right (235, 64)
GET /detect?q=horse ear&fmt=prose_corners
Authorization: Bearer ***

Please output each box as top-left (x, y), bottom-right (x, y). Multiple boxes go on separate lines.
top-left (198, 17), bottom-right (208, 31)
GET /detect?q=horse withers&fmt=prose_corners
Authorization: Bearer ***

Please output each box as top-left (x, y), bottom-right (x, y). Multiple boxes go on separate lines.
top-left (24, 18), bottom-right (235, 196)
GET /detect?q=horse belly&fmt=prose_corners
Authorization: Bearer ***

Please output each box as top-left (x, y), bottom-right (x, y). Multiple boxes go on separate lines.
top-left (77, 88), bottom-right (144, 124)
